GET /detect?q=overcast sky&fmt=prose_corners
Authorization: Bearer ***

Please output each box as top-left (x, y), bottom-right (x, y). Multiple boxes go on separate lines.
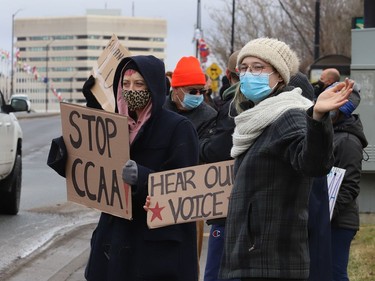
top-left (0, 0), bottom-right (223, 71)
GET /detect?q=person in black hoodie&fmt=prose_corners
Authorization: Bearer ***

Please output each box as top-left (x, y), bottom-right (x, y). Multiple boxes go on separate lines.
top-left (48, 56), bottom-right (200, 281)
top-left (330, 84), bottom-right (368, 281)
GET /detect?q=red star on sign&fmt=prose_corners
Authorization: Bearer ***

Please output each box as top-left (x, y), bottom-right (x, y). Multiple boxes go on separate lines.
top-left (149, 202), bottom-right (165, 222)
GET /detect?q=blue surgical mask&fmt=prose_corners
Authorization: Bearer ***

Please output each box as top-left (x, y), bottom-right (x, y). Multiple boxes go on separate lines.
top-left (240, 72), bottom-right (275, 103)
top-left (179, 93), bottom-right (204, 110)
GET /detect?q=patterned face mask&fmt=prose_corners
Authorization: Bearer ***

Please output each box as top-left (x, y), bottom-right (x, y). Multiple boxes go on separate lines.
top-left (122, 89), bottom-right (151, 111)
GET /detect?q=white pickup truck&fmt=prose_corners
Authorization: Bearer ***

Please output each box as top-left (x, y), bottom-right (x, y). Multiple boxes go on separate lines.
top-left (0, 90), bottom-right (29, 214)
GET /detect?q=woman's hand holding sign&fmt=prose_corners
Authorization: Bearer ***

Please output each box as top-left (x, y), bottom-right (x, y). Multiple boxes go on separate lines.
top-left (122, 160), bottom-right (138, 185)
top-left (143, 196), bottom-right (151, 212)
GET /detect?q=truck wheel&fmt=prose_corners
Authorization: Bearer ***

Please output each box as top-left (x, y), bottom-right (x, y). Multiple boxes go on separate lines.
top-left (0, 154), bottom-right (22, 215)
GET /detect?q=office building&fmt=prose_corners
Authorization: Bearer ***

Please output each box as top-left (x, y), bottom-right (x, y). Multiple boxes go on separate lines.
top-left (13, 9), bottom-right (167, 112)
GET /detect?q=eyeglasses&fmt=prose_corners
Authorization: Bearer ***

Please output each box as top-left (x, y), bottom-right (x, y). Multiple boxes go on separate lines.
top-left (236, 64), bottom-right (272, 77)
top-left (185, 88), bottom-right (207, 95)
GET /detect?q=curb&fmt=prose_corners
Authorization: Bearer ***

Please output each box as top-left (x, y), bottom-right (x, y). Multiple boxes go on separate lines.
top-left (15, 112), bottom-right (60, 120)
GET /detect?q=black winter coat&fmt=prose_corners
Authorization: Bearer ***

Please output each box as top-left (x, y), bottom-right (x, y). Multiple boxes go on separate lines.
top-left (331, 114), bottom-right (367, 230)
top-left (199, 83), bottom-right (237, 164)
top-left (199, 82), bottom-right (237, 226)
top-left (84, 56), bottom-right (199, 281)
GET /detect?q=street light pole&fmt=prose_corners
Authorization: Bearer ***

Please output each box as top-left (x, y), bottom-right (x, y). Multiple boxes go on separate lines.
top-left (10, 9), bottom-right (22, 100)
top-left (314, 0), bottom-right (320, 60)
top-left (195, 0), bottom-right (201, 59)
top-left (231, 0), bottom-right (235, 54)
top-left (45, 39), bottom-right (54, 112)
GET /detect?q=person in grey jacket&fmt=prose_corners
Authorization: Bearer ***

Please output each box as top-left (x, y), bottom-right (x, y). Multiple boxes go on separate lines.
top-left (219, 38), bottom-right (354, 281)
top-left (330, 84), bottom-right (368, 281)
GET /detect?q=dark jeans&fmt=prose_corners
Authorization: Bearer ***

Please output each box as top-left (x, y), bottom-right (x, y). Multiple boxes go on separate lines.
top-left (204, 224), bottom-right (240, 281)
top-left (331, 227), bottom-right (357, 281)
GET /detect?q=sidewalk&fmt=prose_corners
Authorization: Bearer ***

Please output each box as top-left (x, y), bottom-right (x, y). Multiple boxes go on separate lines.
top-left (3, 222), bottom-right (209, 281)
top-left (14, 111), bottom-right (60, 120)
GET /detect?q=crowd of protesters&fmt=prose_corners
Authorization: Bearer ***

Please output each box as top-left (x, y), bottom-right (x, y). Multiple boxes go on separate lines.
top-left (48, 35), bottom-right (367, 281)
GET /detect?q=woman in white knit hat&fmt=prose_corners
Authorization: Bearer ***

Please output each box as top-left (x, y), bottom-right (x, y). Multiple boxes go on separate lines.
top-left (219, 38), bottom-right (354, 281)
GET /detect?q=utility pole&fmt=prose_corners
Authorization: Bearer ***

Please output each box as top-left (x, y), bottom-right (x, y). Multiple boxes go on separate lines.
top-left (314, 0), bottom-right (320, 60)
top-left (10, 9), bottom-right (22, 100)
top-left (45, 39), bottom-right (54, 112)
top-left (231, 0), bottom-right (235, 54)
top-left (195, 0), bottom-right (202, 59)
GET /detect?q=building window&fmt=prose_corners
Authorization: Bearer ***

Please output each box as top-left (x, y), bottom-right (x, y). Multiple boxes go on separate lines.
top-left (52, 57), bottom-right (76, 61)
top-left (54, 35), bottom-right (74, 40)
top-left (128, 36), bottom-right (150, 41)
top-left (30, 36), bottom-right (50, 41)
top-left (52, 46), bottom-right (75, 51)
top-left (128, 47), bottom-right (150, 52)
top-left (28, 47), bottom-right (44, 51)
top-left (29, 58), bottom-right (46, 62)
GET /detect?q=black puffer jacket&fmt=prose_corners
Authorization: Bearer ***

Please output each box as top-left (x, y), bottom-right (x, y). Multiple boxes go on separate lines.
top-left (331, 114), bottom-right (368, 230)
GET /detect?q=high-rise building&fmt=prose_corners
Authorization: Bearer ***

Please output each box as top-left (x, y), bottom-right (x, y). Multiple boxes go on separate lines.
top-left (13, 9), bottom-right (167, 112)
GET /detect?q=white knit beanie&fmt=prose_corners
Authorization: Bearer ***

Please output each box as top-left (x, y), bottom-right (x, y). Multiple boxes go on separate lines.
top-left (237, 38), bottom-right (300, 84)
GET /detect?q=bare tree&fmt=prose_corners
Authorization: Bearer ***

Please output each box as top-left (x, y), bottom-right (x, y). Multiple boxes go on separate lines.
top-left (205, 0), bottom-right (363, 73)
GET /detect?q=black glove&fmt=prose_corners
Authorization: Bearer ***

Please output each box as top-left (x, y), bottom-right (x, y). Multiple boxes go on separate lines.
top-left (82, 75), bottom-right (103, 109)
top-left (47, 136), bottom-right (67, 178)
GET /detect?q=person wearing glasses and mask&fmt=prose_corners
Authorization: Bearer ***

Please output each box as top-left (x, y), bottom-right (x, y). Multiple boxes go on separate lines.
top-left (164, 56), bottom-right (217, 138)
top-left (219, 38), bottom-right (354, 281)
top-left (163, 56), bottom-right (217, 277)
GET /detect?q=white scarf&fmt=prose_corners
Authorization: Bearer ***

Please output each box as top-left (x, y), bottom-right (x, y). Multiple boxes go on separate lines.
top-left (231, 88), bottom-right (313, 158)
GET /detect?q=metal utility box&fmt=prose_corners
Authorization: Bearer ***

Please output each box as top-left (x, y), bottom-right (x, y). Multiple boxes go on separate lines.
top-left (351, 28), bottom-right (375, 213)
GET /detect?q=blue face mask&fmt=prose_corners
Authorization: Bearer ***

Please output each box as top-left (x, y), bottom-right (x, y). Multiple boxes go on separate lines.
top-left (180, 93), bottom-right (204, 110)
top-left (240, 72), bottom-right (274, 103)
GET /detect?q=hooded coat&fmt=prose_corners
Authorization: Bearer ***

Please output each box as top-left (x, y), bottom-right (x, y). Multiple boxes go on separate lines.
top-left (84, 56), bottom-right (199, 281)
top-left (331, 114), bottom-right (368, 230)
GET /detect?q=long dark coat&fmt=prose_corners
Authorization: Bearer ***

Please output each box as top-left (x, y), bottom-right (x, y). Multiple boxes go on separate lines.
top-left (220, 106), bottom-right (334, 280)
top-left (84, 56), bottom-right (199, 281)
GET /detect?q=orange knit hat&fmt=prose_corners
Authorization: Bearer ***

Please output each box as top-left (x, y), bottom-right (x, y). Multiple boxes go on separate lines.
top-left (171, 56), bottom-right (206, 87)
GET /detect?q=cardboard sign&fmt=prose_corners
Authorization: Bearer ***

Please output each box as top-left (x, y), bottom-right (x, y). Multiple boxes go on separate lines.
top-left (60, 102), bottom-right (132, 219)
top-left (327, 166), bottom-right (346, 220)
top-left (147, 160), bottom-right (234, 229)
top-left (91, 34), bottom-right (131, 112)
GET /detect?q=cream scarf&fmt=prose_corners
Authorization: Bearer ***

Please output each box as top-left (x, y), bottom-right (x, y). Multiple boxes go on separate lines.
top-left (231, 88), bottom-right (313, 158)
